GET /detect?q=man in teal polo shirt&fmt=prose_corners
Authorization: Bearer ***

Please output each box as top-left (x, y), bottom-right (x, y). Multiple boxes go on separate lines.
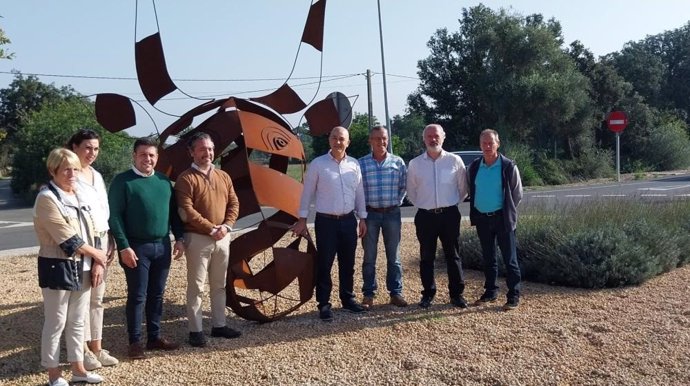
top-left (466, 129), bottom-right (523, 310)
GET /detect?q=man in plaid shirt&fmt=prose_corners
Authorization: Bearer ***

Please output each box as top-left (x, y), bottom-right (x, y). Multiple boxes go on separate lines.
top-left (358, 125), bottom-right (408, 308)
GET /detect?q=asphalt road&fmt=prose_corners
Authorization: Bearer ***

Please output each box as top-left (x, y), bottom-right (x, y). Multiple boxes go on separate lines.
top-left (3, 174), bottom-right (690, 254)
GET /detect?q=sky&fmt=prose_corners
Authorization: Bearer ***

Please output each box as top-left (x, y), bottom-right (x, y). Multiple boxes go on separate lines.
top-left (1, 1), bottom-right (689, 138)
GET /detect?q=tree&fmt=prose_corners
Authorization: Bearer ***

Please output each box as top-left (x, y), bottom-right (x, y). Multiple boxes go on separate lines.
top-left (610, 22), bottom-right (690, 124)
top-left (390, 112), bottom-right (425, 162)
top-left (414, 5), bottom-right (593, 158)
top-left (0, 21), bottom-right (13, 60)
top-left (295, 123), bottom-right (314, 161)
top-left (11, 99), bottom-right (133, 201)
top-left (0, 74), bottom-right (78, 140)
top-left (0, 74), bottom-right (80, 174)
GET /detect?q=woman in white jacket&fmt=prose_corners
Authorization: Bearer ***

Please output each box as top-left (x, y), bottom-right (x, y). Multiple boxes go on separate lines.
top-left (67, 129), bottom-right (119, 371)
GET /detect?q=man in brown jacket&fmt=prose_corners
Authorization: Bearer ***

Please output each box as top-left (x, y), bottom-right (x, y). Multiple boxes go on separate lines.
top-left (175, 132), bottom-right (241, 347)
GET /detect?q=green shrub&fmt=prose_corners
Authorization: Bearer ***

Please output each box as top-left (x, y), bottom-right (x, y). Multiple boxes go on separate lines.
top-left (505, 143), bottom-right (542, 186)
top-left (534, 154), bottom-right (569, 186)
top-left (564, 147), bottom-right (614, 181)
top-left (641, 121), bottom-right (690, 171)
top-left (460, 199), bottom-right (690, 288)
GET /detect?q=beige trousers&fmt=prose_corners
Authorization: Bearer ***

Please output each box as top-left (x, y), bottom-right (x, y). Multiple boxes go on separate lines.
top-left (185, 232), bottom-right (230, 332)
top-left (41, 272), bottom-right (91, 368)
top-left (85, 236), bottom-right (108, 342)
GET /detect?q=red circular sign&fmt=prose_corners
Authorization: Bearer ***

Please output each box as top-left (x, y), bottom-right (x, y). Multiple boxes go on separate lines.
top-left (606, 111), bottom-right (628, 133)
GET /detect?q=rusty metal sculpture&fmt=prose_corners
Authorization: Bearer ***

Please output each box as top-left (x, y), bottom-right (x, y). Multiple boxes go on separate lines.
top-left (95, 0), bottom-right (353, 322)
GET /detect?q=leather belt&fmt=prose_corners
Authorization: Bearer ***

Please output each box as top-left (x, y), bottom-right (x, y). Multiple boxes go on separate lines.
top-left (316, 211), bottom-right (354, 220)
top-left (478, 209), bottom-right (503, 217)
top-left (366, 205), bottom-right (398, 213)
top-left (419, 205), bottom-right (455, 214)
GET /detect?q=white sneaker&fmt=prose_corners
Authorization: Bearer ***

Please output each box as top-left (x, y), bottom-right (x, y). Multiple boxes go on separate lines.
top-left (48, 377), bottom-right (69, 386)
top-left (72, 371), bottom-right (104, 384)
top-left (83, 349), bottom-right (102, 371)
top-left (95, 349), bottom-right (119, 366)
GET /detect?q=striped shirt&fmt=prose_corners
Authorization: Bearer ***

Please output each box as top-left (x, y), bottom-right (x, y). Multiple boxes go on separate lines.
top-left (358, 152), bottom-right (407, 208)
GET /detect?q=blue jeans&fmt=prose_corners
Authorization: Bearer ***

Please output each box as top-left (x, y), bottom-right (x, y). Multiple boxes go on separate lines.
top-left (314, 213), bottom-right (357, 308)
top-left (361, 208), bottom-right (403, 297)
top-left (475, 214), bottom-right (521, 299)
top-left (120, 239), bottom-right (171, 344)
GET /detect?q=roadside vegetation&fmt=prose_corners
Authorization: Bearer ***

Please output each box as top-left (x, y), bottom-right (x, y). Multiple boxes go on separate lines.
top-left (460, 199), bottom-right (690, 288)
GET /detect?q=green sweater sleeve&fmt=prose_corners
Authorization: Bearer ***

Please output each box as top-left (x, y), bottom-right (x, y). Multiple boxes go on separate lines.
top-left (168, 180), bottom-right (185, 241)
top-left (108, 171), bottom-right (131, 250)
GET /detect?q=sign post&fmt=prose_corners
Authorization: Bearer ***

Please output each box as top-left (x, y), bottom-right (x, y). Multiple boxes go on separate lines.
top-left (606, 111), bottom-right (629, 182)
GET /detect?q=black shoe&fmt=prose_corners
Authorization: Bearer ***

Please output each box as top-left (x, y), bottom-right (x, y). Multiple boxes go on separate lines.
top-left (211, 326), bottom-right (241, 339)
top-left (188, 332), bottom-right (207, 347)
top-left (342, 301), bottom-right (366, 313)
top-left (418, 296), bottom-right (433, 309)
top-left (318, 304), bottom-right (333, 322)
top-left (474, 292), bottom-right (498, 306)
top-left (503, 297), bottom-right (519, 311)
top-left (450, 296), bottom-right (468, 309)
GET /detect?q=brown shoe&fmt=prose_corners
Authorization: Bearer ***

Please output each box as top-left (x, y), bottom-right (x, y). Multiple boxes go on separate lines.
top-left (390, 295), bottom-right (408, 307)
top-left (362, 296), bottom-right (374, 309)
top-left (146, 337), bottom-right (180, 351)
top-left (127, 342), bottom-right (146, 360)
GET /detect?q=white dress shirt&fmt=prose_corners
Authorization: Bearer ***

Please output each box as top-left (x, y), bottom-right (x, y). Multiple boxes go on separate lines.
top-left (407, 150), bottom-right (468, 210)
top-left (77, 166), bottom-right (109, 234)
top-left (298, 151), bottom-right (367, 219)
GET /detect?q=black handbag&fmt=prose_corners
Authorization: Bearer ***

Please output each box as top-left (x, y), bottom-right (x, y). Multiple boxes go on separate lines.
top-left (37, 256), bottom-right (83, 291)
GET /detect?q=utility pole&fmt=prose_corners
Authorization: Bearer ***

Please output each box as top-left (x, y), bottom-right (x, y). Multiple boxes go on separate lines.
top-left (366, 69), bottom-right (373, 131)
top-left (377, 0), bottom-right (392, 152)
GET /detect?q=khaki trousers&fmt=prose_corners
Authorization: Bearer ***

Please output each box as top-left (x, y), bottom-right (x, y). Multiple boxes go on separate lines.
top-left (41, 272), bottom-right (91, 368)
top-left (185, 232), bottom-right (230, 332)
top-left (85, 236), bottom-right (108, 342)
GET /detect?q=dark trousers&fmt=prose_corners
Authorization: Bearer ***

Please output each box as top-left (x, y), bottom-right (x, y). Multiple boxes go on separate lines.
top-left (475, 214), bottom-right (521, 299)
top-left (314, 213), bottom-right (357, 307)
top-left (414, 206), bottom-right (465, 299)
top-left (120, 238), bottom-right (171, 344)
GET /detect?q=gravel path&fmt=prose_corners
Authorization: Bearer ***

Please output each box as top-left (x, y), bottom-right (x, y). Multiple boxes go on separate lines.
top-left (1, 223), bottom-right (689, 385)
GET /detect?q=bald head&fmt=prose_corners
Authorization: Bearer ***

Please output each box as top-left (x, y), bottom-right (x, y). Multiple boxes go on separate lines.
top-left (328, 126), bottom-right (350, 160)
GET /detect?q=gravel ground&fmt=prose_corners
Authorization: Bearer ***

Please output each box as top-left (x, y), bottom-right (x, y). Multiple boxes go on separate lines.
top-left (2, 223), bottom-right (690, 385)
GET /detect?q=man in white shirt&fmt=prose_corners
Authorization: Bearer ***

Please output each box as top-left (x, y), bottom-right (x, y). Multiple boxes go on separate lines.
top-left (292, 126), bottom-right (368, 321)
top-left (407, 124), bottom-right (468, 309)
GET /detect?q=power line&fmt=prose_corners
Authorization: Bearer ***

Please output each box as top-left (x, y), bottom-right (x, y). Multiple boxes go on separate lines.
top-left (0, 70), bottom-right (365, 82)
top-left (0, 69), bottom-right (419, 82)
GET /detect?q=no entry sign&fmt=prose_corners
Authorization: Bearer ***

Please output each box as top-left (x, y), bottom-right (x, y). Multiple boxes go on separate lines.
top-left (606, 111), bottom-right (628, 133)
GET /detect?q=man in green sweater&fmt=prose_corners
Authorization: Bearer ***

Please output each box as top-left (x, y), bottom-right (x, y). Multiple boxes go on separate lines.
top-left (108, 137), bottom-right (185, 360)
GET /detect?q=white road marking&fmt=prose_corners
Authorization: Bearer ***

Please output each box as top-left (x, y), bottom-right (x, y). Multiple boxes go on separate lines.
top-left (601, 194), bottom-right (626, 197)
top-left (0, 221), bottom-right (33, 228)
top-left (565, 195), bottom-right (592, 198)
top-left (638, 184), bottom-right (690, 191)
top-left (532, 195), bottom-right (556, 198)
top-left (641, 194), bottom-right (667, 197)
